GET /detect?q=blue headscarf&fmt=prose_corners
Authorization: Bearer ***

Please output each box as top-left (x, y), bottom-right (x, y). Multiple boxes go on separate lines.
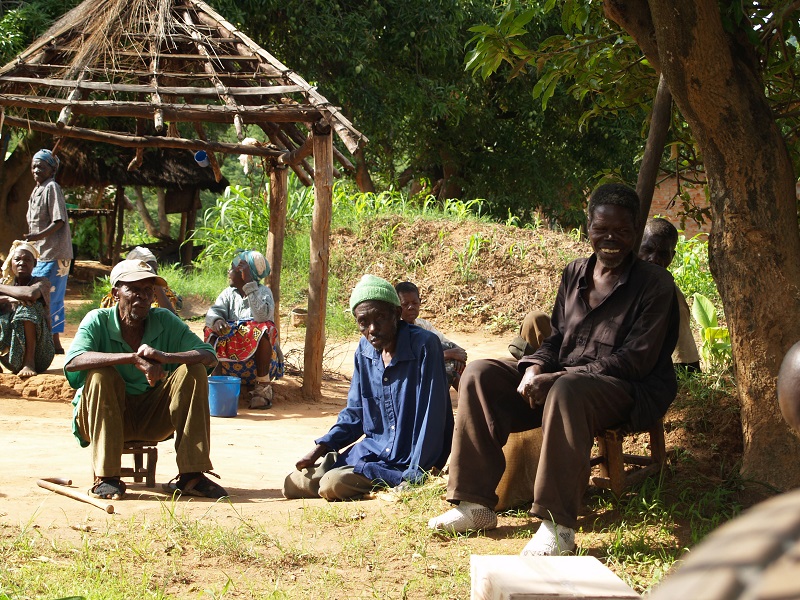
top-left (32, 149), bottom-right (59, 170)
top-left (233, 250), bottom-right (270, 281)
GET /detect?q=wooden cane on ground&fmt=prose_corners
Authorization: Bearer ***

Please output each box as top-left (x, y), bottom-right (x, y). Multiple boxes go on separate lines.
top-left (36, 479), bottom-right (115, 514)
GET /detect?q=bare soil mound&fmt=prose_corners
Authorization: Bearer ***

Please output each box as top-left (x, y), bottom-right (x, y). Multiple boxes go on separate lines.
top-left (330, 217), bottom-right (589, 333)
top-left (0, 372), bottom-right (74, 402)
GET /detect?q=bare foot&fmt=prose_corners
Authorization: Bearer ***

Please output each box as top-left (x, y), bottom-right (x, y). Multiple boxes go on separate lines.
top-left (17, 365), bottom-right (36, 378)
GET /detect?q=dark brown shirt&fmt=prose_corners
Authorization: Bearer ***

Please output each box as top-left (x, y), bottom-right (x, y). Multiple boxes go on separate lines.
top-left (520, 254), bottom-right (678, 431)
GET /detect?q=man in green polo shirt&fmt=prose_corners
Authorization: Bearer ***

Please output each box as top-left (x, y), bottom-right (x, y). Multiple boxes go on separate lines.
top-left (65, 259), bottom-right (227, 500)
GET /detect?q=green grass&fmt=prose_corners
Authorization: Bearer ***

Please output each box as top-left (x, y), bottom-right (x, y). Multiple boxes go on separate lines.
top-left (0, 486), bottom-right (475, 600)
top-left (0, 454), bottom-right (758, 599)
top-left (158, 263), bottom-right (228, 304)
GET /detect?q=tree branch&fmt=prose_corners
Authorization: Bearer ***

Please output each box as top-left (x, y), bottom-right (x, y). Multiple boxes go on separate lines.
top-left (603, 0), bottom-right (661, 73)
top-left (635, 73), bottom-right (672, 248)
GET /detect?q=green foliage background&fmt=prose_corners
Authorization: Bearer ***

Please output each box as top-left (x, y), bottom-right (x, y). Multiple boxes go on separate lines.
top-left (208, 0), bottom-right (644, 226)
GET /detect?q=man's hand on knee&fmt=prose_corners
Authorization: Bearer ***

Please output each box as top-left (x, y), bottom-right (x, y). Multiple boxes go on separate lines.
top-left (517, 367), bottom-right (565, 408)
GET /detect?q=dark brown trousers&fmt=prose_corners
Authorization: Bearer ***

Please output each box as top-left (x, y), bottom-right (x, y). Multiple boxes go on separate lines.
top-left (447, 359), bottom-right (634, 529)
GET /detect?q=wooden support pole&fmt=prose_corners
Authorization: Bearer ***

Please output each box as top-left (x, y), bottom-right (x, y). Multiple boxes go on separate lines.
top-left (257, 123), bottom-right (313, 186)
top-left (303, 123), bottom-right (333, 400)
top-left (104, 206), bottom-right (115, 265)
top-left (180, 191), bottom-right (199, 268)
top-left (282, 125), bottom-right (343, 177)
top-left (267, 164), bottom-right (288, 335)
top-left (114, 185), bottom-right (125, 263)
top-left (193, 122), bottom-right (223, 182)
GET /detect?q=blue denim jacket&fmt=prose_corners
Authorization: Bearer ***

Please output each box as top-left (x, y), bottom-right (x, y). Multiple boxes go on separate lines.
top-left (316, 321), bottom-right (453, 487)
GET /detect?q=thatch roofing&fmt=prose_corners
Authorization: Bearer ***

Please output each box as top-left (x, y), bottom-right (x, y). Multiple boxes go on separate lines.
top-left (0, 0), bottom-right (366, 184)
top-left (56, 141), bottom-right (229, 192)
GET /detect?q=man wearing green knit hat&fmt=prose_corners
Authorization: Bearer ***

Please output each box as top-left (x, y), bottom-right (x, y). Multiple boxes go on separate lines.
top-left (283, 274), bottom-right (454, 500)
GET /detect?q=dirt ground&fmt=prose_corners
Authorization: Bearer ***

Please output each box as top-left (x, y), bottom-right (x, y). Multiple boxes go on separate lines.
top-left (0, 288), bottom-right (512, 530)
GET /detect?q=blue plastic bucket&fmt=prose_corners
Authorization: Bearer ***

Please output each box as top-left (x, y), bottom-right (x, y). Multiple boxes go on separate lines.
top-left (208, 376), bottom-right (240, 417)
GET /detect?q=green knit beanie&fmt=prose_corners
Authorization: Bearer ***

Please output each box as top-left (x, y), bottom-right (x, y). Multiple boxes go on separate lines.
top-left (349, 274), bottom-right (401, 314)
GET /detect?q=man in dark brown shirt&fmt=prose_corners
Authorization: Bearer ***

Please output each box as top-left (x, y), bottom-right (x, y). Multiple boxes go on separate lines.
top-left (429, 183), bottom-right (678, 556)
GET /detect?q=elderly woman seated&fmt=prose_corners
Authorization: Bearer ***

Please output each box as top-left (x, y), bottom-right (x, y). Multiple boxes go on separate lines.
top-left (0, 241), bottom-right (55, 377)
top-left (204, 250), bottom-right (284, 409)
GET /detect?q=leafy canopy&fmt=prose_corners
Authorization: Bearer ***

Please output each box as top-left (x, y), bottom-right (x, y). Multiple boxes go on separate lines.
top-left (210, 0), bottom-right (644, 225)
top-left (465, 1), bottom-right (800, 177)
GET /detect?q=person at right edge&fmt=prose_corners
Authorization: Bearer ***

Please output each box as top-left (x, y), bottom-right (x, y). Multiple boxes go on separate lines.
top-left (428, 183), bottom-right (679, 556)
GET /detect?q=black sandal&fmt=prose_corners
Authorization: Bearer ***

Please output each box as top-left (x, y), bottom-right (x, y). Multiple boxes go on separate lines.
top-left (89, 477), bottom-right (126, 500)
top-left (163, 472), bottom-right (228, 499)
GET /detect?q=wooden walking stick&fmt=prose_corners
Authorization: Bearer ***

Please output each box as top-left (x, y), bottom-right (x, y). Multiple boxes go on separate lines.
top-left (37, 479), bottom-right (115, 514)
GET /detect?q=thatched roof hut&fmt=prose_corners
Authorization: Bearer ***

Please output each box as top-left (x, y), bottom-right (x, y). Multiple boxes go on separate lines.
top-left (0, 0), bottom-right (368, 398)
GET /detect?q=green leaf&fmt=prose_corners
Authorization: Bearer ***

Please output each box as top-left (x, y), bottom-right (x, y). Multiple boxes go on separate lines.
top-left (540, 75), bottom-right (559, 110)
top-left (692, 293), bottom-right (718, 330)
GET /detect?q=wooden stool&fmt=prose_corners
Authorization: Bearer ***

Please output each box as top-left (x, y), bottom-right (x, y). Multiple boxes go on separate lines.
top-left (590, 419), bottom-right (666, 495)
top-left (121, 441), bottom-right (159, 488)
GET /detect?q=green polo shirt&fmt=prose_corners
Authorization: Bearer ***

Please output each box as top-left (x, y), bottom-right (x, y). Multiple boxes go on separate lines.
top-left (66, 307), bottom-right (215, 446)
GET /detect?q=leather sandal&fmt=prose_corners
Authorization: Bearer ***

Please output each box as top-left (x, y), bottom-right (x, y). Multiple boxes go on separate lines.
top-left (89, 477), bottom-right (126, 500)
top-left (163, 472), bottom-right (228, 499)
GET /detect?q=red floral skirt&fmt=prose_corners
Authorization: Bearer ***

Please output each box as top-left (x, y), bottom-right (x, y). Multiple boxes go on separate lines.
top-left (204, 319), bottom-right (283, 384)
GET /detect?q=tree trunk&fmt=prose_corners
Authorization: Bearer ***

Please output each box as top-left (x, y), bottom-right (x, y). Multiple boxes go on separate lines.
top-left (438, 149), bottom-right (462, 200)
top-left (611, 0), bottom-right (800, 489)
top-left (0, 142), bottom-right (40, 253)
top-left (133, 186), bottom-right (159, 237)
top-left (354, 147), bottom-right (375, 193)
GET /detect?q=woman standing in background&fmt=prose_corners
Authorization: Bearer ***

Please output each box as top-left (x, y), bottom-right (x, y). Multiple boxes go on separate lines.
top-left (24, 149), bottom-right (72, 353)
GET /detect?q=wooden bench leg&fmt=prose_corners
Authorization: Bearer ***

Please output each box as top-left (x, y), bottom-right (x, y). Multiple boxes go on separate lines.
top-left (133, 451), bottom-right (144, 483)
top-left (121, 444), bottom-right (159, 488)
top-left (649, 420), bottom-right (666, 466)
top-left (603, 431), bottom-right (626, 496)
top-left (145, 447), bottom-right (157, 488)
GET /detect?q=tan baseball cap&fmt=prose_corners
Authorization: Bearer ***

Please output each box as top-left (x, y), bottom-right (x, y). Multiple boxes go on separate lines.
top-left (110, 259), bottom-right (167, 287)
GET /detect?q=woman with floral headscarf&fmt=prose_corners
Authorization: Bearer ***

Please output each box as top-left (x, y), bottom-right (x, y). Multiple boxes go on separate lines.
top-left (204, 250), bottom-right (284, 408)
top-left (0, 240), bottom-right (55, 377)
top-left (24, 149), bottom-right (73, 354)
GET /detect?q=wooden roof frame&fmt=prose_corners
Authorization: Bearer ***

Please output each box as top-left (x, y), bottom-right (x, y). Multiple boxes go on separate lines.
top-left (0, 0), bottom-right (364, 399)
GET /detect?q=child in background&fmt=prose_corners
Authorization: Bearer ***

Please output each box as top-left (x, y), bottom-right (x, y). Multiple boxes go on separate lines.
top-left (395, 281), bottom-right (467, 390)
